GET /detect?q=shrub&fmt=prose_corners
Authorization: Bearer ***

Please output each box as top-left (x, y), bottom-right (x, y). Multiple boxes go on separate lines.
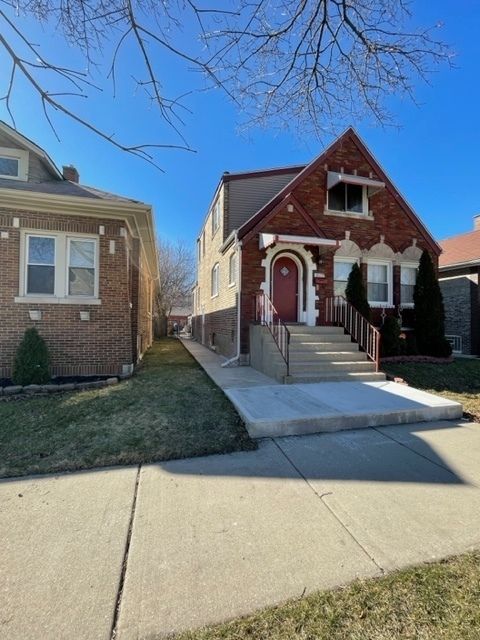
top-left (380, 316), bottom-right (401, 357)
top-left (405, 331), bottom-right (418, 356)
top-left (12, 327), bottom-right (50, 385)
top-left (413, 250), bottom-right (452, 357)
top-left (345, 263), bottom-right (371, 320)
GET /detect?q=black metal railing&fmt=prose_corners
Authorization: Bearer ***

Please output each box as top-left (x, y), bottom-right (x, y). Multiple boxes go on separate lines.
top-left (255, 291), bottom-right (290, 376)
top-left (324, 295), bottom-right (381, 371)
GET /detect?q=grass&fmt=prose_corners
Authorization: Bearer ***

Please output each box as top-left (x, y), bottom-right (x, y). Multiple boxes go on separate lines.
top-left (0, 338), bottom-right (255, 478)
top-left (176, 552), bottom-right (480, 640)
top-left (382, 358), bottom-right (480, 421)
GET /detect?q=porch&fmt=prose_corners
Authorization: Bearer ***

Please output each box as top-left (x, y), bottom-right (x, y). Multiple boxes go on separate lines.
top-left (181, 339), bottom-right (462, 439)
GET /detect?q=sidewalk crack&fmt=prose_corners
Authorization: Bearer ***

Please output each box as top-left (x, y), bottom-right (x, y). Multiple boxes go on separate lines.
top-left (110, 463), bottom-right (142, 640)
top-left (272, 438), bottom-right (384, 574)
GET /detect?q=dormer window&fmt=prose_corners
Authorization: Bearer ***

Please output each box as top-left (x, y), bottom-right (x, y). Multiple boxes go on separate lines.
top-left (0, 147), bottom-right (29, 181)
top-left (328, 182), bottom-right (365, 214)
top-left (326, 171), bottom-right (385, 217)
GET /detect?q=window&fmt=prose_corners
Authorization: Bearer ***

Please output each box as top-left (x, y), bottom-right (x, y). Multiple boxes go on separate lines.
top-left (0, 147), bottom-right (28, 180)
top-left (328, 182), bottom-right (366, 214)
top-left (212, 200), bottom-right (220, 235)
top-left (334, 259), bottom-right (356, 297)
top-left (367, 262), bottom-right (391, 306)
top-left (211, 263), bottom-right (219, 297)
top-left (202, 231), bottom-right (205, 257)
top-left (68, 239), bottom-right (96, 296)
top-left (26, 235), bottom-right (55, 295)
top-left (197, 239), bottom-right (201, 263)
top-left (21, 232), bottom-right (98, 300)
top-left (401, 265), bottom-right (417, 305)
top-left (229, 252), bottom-right (237, 285)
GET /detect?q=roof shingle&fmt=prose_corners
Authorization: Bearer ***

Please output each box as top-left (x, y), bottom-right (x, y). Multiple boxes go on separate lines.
top-left (439, 228), bottom-right (480, 268)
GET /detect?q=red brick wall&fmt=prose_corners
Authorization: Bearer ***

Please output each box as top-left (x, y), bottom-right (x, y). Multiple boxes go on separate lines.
top-left (240, 136), bottom-right (437, 352)
top-left (0, 209), bottom-right (153, 378)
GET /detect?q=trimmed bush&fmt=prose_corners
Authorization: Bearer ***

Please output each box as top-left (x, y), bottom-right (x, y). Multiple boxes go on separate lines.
top-left (345, 263), bottom-right (371, 320)
top-left (413, 250), bottom-right (452, 357)
top-left (380, 316), bottom-right (401, 357)
top-left (12, 327), bottom-right (50, 385)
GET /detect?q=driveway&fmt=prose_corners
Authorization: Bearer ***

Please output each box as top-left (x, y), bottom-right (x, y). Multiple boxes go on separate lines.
top-left (2, 420), bottom-right (480, 639)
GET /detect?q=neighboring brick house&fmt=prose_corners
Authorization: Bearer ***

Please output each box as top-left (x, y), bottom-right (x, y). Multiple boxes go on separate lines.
top-left (0, 121), bottom-right (158, 378)
top-left (168, 306), bottom-right (192, 333)
top-left (192, 127), bottom-right (440, 369)
top-left (439, 217), bottom-right (480, 356)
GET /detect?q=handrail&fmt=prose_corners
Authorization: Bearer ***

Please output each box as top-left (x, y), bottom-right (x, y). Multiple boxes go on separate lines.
top-left (255, 292), bottom-right (290, 376)
top-left (324, 296), bottom-right (381, 371)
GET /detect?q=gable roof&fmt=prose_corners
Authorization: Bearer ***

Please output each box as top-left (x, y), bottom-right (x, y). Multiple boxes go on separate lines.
top-left (0, 120), bottom-right (62, 179)
top-left (237, 127), bottom-right (441, 255)
top-left (439, 229), bottom-right (480, 269)
top-left (0, 176), bottom-right (144, 202)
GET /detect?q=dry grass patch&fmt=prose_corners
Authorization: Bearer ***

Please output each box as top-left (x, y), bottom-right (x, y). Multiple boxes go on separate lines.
top-left (0, 338), bottom-right (254, 478)
top-left (382, 358), bottom-right (480, 421)
top-left (176, 552), bottom-right (480, 640)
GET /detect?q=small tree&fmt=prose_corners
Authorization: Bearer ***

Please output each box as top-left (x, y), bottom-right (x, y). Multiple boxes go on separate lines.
top-left (156, 239), bottom-right (195, 337)
top-left (12, 327), bottom-right (50, 385)
top-left (345, 263), bottom-right (371, 320)
top-left (414, 250), bottom-right (452, 357)
top-left (380, 316), bottom-right (401, 357)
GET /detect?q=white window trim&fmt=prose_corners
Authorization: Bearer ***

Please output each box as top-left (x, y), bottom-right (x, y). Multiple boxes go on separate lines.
top-left (326, 183), bottom-right (369, 216)
top-left (66, 236), bottom-right (99, 299)
top-left (366, 259), bottom-right (393, 308)
top-left (17, 230), bottom-right (101, 304)
top-left (211, 263), bottom-right (219, 298)
top-left (0, 147), bottom-right (29, 181)
top-left (211, 200), bottom-right (220, 236)
top-left (25, 233), bottom-right (56, 297)
top-left (399, 261), bottom-right (419, 309)
top-left (228, 252), bottom-right (237, 287)
top-left (333, 257), bottom-right (359, 295)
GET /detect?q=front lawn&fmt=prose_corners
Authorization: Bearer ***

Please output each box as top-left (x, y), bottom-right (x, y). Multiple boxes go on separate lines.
top-left (0, 338), bottom-right (255, 478)
top-left (382, 358), bottom-right (480, 421)
top-left (177, 552), bottom-right (480, 640)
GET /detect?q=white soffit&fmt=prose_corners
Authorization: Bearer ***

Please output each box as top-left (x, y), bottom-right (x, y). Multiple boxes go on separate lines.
top-left (327, 171), bottom-right (385, 196)
top-left (260, 233), bottom-right (338, 249)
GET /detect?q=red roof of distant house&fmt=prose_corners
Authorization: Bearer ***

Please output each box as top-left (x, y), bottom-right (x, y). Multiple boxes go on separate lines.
top-left (439, 228), bottom-right (480, 269)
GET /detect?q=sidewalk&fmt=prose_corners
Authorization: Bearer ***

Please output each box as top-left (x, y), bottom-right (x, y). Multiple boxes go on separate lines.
top-left (3, 420), bottom-right (480, 639)
top-left (181, 338), bottom-right (462, 437)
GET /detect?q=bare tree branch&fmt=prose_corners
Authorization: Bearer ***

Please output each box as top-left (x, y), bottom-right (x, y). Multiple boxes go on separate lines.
top-left (0, 0), bottom-right (454, 168)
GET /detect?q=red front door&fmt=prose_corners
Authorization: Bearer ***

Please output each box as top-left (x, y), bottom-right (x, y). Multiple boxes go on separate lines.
top-left (272, 256), bottom-right (298, 322)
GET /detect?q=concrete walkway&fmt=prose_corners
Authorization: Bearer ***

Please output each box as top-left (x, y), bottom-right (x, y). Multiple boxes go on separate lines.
top-left (181, 338), bottom-right (462, 437)
top-left (3, 421), bottom-right (480, 639)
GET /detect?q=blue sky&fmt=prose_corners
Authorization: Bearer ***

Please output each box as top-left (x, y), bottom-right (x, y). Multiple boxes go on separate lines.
top-left (1, 1), bottom-right (479, 246)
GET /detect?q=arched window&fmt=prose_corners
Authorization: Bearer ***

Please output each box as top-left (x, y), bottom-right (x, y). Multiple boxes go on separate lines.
top-left (211, 263), bottom-right (219, 297)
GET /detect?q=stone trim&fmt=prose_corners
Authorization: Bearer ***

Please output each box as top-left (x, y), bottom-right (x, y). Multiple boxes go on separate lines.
top-left (0, 376), bottom-right (121, 399)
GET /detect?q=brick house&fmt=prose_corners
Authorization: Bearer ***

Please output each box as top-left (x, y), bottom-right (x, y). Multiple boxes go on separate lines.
top-left (0, 121), bottom-right (158, 379)
top-left (439, 217), bottom-right (480, 356)
top-left (192, 128), bottom-right (440, 381)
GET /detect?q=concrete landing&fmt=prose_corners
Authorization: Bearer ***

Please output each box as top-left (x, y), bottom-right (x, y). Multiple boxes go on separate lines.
top-left (181, 338), bottom-right (463, 439)
top-left (226, 381), bottom-right (462, 438)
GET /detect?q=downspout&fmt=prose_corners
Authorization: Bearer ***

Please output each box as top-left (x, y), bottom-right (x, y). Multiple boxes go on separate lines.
top-left (221, 233), bottom-right (242, 367)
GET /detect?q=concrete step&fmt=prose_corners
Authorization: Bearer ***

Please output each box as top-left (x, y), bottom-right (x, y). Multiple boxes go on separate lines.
top-left (289, 351), bottom-right (368, 362)
top-left (289, 361), bottom-right (376, 374)
top-left (290, 333), bottom-right (352, 343)
top-left (284, 371), bottom-right (387, 384)
top-left (291, 341), bottom-right (358, 352)
top-left (287, 325), bottom-right (345, 335)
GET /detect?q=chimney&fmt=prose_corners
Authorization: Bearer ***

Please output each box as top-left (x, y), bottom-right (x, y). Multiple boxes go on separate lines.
top-left (474, 214), bottom-right (480, 231)
top-left (62, 165), bottom-right (79, 183)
